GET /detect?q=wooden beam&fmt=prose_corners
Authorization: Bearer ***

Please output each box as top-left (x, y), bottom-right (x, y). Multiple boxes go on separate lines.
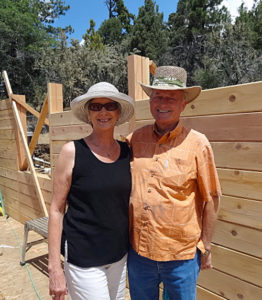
top-left (15, 95), bottom-right (28, 170)
top-left (28, 95), bottom-right (48, 156)
top-left (128, 54), bottom-right (150, 101)
top-left (127, 55), bottom-right (150, 135)
top-left (149, 60), bottom-right (157, 75)
top-left (48, 83), bottom-right (63, 177)
top-left (2, 71), bottom-right (48, 217)
top-left (48, 83), bottom-right (63, 114)
top-left (11, 94), bottom-right (49, 126)
top-left (213, 219), bottom-right (262, 258)
top-left (218, 168), bottom-right (262, 201)
top-left (218, 195), bottom-right (262, 229)
top-left (198, 268), bottom-right (262, 300)
top-left (212, 244), bottom-right (262, 287)
top-left (181, 112), bottom-right (262, 142)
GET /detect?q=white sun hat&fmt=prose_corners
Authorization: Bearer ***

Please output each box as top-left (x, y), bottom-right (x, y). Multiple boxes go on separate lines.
top-left (70, 82), bottom-right (134, 125)
top-left (140, 66), bottom-right (202, 103)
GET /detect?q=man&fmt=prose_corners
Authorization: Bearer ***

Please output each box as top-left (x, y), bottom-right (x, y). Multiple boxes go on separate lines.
top-left (127, 66), bottom-right (221, 300)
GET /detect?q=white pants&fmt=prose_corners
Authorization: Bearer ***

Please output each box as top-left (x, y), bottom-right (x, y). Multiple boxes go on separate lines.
top-left (64, 254), bottom-right (127, 300)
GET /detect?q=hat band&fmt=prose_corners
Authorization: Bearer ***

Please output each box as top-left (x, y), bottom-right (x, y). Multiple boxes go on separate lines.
top-left (152, 77), bottom-right (185, 88)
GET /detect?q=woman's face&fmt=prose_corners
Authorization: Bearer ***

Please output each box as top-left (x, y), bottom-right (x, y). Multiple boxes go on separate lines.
top-left (87, 98), bottom-right (120, 130)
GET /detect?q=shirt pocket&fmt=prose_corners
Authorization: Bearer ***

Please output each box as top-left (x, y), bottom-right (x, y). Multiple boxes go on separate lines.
top-left (160, 158), bottom-right (196, 189)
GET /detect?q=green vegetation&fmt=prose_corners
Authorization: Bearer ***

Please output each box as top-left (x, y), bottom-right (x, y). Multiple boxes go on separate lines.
top-left (1, 0), bottom-right (262, 108)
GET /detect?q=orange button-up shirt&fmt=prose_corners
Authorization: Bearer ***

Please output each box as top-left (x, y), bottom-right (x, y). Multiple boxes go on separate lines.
top-left (127, 121), bottom-right (221, 261)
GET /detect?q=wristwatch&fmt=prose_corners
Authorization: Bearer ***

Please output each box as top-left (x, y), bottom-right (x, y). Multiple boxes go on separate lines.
top-left (202, 249), bottom-right (211, 257)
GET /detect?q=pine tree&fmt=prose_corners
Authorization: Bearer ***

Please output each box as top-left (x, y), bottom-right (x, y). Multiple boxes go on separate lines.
top-left (164, 0), bottom-right (230, 85)
top-left (100, 0), bottom-right (134, 44)
top-left (0, 0), bottom-right (70, 104)
top-left (83, 20), bottom-right (104, 50)
top-left (235, 0), bottom-right (262, 50)
top-left (130, 0), bottom-right (168, 62)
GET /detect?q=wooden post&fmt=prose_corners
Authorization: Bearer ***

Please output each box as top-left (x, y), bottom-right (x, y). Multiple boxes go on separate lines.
top-left (48, 83), bottom-right (63, 114)
top-left (28, 95), bottom-right (48, 156)
top-left (128, 55), bottom-right (150, 101)
top-left (48, 83), bottom-right (63, 177)
top-left (14, 95), bottom-right (28, 170)
top-left (127, 55), bottom-right (150, 133)
top-left (2, 71), bottom-right (48, 217)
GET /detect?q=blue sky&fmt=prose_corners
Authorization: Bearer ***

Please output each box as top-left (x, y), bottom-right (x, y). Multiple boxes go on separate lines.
top-left (53, 0), bottom-right (179, 41)
top-left (53, 0), bottom-right (254, 42)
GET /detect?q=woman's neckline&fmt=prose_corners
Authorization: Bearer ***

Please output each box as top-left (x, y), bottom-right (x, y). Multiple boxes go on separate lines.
top-left (82, 138), bottom-right (121, 164)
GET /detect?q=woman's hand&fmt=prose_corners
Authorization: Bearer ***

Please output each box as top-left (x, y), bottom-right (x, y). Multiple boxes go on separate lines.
top-left (49, 267), bottom-right (68, 300)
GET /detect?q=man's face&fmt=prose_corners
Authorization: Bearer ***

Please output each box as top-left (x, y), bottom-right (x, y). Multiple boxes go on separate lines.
top-left (150, 90), bottom-right (187, 132)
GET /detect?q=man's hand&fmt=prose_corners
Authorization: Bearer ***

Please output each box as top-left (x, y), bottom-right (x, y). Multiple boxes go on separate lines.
top-left (201, 252), bottom-right (213, 270)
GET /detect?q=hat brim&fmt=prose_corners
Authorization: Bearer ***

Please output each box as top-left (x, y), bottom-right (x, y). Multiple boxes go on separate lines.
top-left (70, 90), bottom-right (134, 125)
top-left (140, 82), bottom-right (202, 103)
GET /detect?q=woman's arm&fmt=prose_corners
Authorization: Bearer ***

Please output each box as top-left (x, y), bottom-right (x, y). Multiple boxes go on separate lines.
top-left (48, 141), bottom-right (75, 299)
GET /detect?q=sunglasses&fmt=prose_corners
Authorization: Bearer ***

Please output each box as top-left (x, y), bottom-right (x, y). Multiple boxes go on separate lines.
top-left (88, 102), bottom-right (119, 111)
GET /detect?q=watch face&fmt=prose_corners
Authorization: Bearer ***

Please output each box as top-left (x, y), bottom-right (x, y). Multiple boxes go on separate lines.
top-left (203, 249), bottom-right (211, 256)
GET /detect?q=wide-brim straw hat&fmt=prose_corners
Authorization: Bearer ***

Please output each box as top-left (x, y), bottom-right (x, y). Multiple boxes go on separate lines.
top-left (140, 66), bottom-right (202, 103)
top-left (70, 82), bottom-right (134, 125)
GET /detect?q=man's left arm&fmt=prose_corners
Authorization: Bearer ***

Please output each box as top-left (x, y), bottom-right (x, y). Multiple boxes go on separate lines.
top-left (200, 195), bottom-right (220, 270)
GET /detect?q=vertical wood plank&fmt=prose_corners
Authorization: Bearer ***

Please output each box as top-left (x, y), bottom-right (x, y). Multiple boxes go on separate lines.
top-left (127, 54), bottom-right (150, 101)
top-left (48, 83), bottom-right (63, 114)
top-left (14, 95), bottom-right (27, 170)
top-left (48, 83), bottom-right (63, 177)
top-left (127, 55), bottom-right (150, 134)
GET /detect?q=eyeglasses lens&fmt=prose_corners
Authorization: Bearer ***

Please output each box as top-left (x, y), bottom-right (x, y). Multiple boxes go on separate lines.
top-left (88, 102), bottom-right (119, 111)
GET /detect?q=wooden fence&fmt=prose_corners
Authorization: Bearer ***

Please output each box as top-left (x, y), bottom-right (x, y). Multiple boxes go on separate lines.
top-left (0, 55), bottom-right (261, 299)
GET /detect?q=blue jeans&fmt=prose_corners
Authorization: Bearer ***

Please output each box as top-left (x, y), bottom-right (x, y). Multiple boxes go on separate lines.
top-left (127, 247), bottom-right (201, 300)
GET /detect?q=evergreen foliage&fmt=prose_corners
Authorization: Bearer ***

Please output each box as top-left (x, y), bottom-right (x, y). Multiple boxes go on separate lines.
top-left (130, 0), bottom-right (168, 61)
top-left (165, 0), bottom-right (230, 85)
top-left (99, 0), bottom-right (134, 44)
top-left (1, 0), bottom-right (262, 108)
top-left (0, 0), bottom-right (70, 102)
top-left (35, 33), bottom-right (128, 108)
top-left (83, 20), bottom-right (104, 50)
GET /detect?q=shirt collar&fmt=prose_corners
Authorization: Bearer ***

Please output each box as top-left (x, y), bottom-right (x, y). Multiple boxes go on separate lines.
top-left (153, 121), bottom-right (183, 144)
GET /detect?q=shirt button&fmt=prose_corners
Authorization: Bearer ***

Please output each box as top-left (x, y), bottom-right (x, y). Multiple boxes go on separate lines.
top-left (148, 189), bottom-right (152, 193)
top-left (155, 157), bottom-right (158, 161)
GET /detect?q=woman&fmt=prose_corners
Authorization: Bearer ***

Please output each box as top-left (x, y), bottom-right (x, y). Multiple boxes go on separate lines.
top-left (48, 82), bottom-right (134, 300)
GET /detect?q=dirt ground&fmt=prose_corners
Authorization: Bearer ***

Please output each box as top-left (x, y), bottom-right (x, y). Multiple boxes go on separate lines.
top-left (0, 216), bottom-right (55, 300)
top-left (0, 216), bottom-right (131, 300)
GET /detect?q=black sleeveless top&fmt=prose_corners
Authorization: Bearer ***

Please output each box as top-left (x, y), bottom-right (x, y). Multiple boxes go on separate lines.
top-left (61, 139), bottom-right (131, 267)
